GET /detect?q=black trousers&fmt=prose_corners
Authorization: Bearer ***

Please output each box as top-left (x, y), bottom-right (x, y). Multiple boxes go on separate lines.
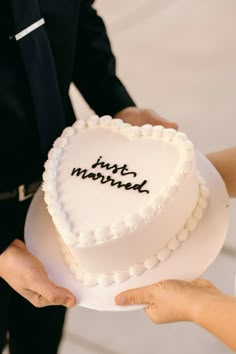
top-left (0, 197), bottom-right (66, 354)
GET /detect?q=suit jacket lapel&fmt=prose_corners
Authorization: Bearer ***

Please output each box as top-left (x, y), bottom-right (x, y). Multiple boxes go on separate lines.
top-left (9, 0), bottom-right (66, 162)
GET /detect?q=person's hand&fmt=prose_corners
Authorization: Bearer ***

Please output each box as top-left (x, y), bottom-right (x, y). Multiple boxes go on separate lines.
top-left (114, 107), bottom-right (178, 129)
top-left (0, 239), bottom-right (76, 308)
top-left (115, 279), bottom-right (222, 324)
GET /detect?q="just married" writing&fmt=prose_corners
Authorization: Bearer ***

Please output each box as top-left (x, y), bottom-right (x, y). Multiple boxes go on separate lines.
top-left (71, 156), bottom-right (150, 194)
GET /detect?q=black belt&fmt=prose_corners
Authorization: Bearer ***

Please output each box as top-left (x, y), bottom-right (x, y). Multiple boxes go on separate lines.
top-left (0, 181), bottom-right (41, 202)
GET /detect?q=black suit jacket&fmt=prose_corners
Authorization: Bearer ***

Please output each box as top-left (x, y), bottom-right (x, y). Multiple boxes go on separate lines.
top-left (0, 0), bottom-right (135, 252)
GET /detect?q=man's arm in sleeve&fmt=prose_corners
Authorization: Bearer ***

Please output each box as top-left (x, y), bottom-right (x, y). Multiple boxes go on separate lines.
top-left (72, 0), bottom-right (136, 116)
top-left (0, 202), bottom-right (17, 254)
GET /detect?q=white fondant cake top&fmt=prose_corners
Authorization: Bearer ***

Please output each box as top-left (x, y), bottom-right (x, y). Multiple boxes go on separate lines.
top-left (43, 116), bottom-right (194, 247)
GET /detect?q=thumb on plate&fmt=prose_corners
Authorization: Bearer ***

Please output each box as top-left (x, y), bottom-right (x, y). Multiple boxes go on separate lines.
top-left (115, 286), bottom-right (151, 306)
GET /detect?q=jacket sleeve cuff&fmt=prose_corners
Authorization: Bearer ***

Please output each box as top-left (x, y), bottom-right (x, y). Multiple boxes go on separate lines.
top-left (75, 76), bottom-right (136, 117)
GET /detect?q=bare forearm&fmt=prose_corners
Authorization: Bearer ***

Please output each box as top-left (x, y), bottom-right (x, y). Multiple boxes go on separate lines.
top-left (207, 147), bottom-right (236, 198)
top-left (194, 294), bottom-right (236, 351)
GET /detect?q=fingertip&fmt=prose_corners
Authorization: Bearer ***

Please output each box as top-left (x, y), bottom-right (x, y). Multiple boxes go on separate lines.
top-left (64, 295), bottom-right (77, 308)
top-left (168, 122), bottom-right (178, 130)
top-left (114, 294), bottom-right (125, 306)
top-left (173, 123), bottom-right (179, 130)
top-left (162, 122), bottom-right (178, 130)
top-left (60, 288), bottom-right (77, 308)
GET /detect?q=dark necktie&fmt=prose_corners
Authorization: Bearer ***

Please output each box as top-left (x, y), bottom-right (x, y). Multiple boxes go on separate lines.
top-left (9, 0), bottom-right (66, 162)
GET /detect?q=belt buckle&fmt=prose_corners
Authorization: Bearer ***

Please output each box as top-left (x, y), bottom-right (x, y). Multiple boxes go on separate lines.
top-left (18, 184), bottom-right (33, 202)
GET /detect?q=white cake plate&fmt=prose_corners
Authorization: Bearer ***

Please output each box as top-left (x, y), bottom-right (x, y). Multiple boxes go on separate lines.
top-left (25, 153), bottom-right (230, 311)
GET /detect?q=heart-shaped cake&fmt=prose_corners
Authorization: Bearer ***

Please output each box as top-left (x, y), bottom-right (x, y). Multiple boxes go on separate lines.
top-left (42, 115), bottom-right (208, 286)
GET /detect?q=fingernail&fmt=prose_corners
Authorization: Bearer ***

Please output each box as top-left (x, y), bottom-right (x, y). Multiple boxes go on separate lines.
top-left (115, 295), bottom-right (124, 305)
top-left (64, 297), bottom-right (74, 308)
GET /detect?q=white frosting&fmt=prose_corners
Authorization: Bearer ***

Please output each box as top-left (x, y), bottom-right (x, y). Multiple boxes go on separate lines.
top-left (43, 116), bottom-right (208, 287)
